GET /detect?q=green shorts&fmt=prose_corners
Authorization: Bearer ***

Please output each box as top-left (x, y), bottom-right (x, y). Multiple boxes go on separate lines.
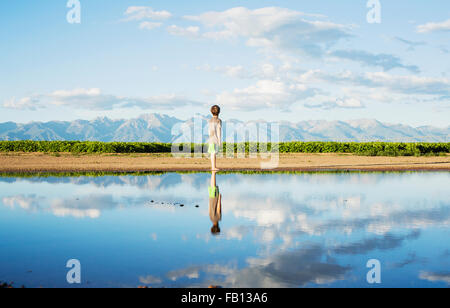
top-left (208, 143), bottom-right (218, 154)
top-left (209, 186), bottom-right (218, 198)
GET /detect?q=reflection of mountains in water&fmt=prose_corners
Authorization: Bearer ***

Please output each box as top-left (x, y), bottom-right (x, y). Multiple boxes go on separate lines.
top-left (0, 172), bottom-right (412, 190)
top-left (0, 173), bottom-right (208, 190)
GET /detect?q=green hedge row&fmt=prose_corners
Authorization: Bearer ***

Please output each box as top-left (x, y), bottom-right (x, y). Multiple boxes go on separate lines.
top-left (223, 142), bottom-right (449, 156)
top-left (0, 141), bottom-right (172, 154)
top-left (0, 141), bottom-right (449, 156)
top-left (277, 142), bottom-right (450, 156)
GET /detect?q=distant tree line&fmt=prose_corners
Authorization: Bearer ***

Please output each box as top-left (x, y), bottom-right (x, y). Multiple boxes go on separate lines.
top-left (0, 140), bottom-right (449, 156)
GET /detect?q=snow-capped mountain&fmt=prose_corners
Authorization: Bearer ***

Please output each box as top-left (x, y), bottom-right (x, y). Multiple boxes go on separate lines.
top-left (0, 114), bottom-right (448, 142)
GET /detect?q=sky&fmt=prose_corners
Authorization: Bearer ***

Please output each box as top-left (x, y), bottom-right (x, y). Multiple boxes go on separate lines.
top-left (0, 0), bottom-right (449, 127)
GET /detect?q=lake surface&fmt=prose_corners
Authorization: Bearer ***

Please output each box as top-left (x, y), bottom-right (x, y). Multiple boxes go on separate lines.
top-left (0, 172), bottom-right (449, 288)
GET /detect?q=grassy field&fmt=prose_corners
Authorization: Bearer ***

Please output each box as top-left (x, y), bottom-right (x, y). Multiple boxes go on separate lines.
top-left (0, 140), bottom-right (449, 156)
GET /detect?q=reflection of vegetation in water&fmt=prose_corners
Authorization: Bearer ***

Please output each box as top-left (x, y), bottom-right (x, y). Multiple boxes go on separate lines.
top-left (0, 170), bottom-right (439, 179)
top-left (1, 141), bottom-right (449, 156)
top-left (0, 281), bottom-right (22, 288)
top-left (0, 171), bottom-right (166, 178)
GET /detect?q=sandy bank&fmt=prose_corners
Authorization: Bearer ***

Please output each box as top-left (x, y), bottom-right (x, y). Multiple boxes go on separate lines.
top-left (0, 152), bottom-right (449, 173)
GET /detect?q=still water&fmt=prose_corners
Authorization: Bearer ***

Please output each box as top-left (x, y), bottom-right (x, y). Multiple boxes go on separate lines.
top-left (0, 172), bottom-right (449, 288)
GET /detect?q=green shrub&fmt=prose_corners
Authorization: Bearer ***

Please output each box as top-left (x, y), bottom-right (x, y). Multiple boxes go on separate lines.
top-left (0, 141), bottom-right (448, 156)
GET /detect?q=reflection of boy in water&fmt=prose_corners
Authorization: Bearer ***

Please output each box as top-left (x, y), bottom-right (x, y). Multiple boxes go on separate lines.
top-left (209, 171), bottom-right (222, 235)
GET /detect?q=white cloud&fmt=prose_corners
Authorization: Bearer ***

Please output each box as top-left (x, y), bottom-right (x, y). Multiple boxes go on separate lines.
top-left (139, 21), bottom-right (163, 31)
top-left (166, 6), bottom-right (423, 75)
top-left (215, 79), bottom-right (317, 111)
top-left (167, 5), bottom-right (420, 81)
top-left (124, 6), bottom-right (172, 21)
top-left (167, 25), bottom-right (200, 37)
top-left (300, 69), bottom-right (450, 100)
top-left (261, 64), bottom-right (276, 78)
top-left (417, 19), bottom-right (450, 33)
top-left (183, 7), bottom-right (351, 56)
top-left (219, 65), bottom-right (247, 78)
top-left (196, 64), bottom-right (251, 79)
top-left (3, 88), bottom-right (201, 111)
top-left (3, 97), bottom-right (38, 110)
top-left (393, 36), bottom-right (426, 51)
top-left (51, 88), bottom-right (101, 97)
top-left (336, 97), bottom-right (362, 108)
top-left (305, 96), bottom-right (364, 109)
top-left (364, 72), bottom-right (450, 96)
top-left (330, 50), bottom-right (420, 73)
top-left (197, 62), bottom-right (284, 80)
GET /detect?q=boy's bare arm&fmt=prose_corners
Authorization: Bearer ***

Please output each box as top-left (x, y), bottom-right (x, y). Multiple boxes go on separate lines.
top-left (218, 121), bottom-right (222, 146)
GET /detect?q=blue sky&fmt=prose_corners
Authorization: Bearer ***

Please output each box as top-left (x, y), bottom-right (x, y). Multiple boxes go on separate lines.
top-left (0, 0), bottom-right (449, 126)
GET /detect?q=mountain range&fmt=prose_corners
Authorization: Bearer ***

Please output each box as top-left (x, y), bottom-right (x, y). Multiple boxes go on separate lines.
top-left (0, 114), bottom-right (448, 143)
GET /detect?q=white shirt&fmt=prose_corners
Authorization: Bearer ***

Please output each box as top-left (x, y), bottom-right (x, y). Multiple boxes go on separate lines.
top-left (208, 117), bottom-right (222, 145)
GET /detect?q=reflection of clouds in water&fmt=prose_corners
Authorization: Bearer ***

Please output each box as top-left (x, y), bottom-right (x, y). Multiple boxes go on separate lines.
top-left (1, 173), bottom-right (448, 287)
top-left (49, 195), bottom-right (116, 218)
top-left (161, 231), bottom-right (422, 287)
top-left (161, 244), bottom-right (351, 288)
top-left (419, 271), bottom-right (450, 284)
top-left (332, 230), bottom-right (420, 255)
top-left (1, 194), bottom-right (141, 219)
top-left (2, 195), bottom-right (44, 211)
top-left (139, 275), bottom-right (162, 285)
top-left (224, 225), bottom-right (249, 241)
top-left (51, 207), bottom-right (101, 219)
top-left (2, 173), bottom-right (448, 235)
top-left (217, 196), bottom-right (449, 261)
top-left (223, 191), bottom-right (449, 246)
top-left (233, 204), bottom-right (287, 226)
top-left (167, 266), bottom-right (202, 281)
top-left (389, 252), bottom-right (427, 269)
top-left (236, 245), bottom-right (351, 287)
top-left (319, 204), bottom-right (450, 236)
top-left (443, 250), bottom-right (450, 258)
top-left (118, 176), bottom-right (163, 190)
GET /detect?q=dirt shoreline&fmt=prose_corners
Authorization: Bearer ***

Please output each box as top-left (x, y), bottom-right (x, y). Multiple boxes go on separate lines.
top-left (0, 152), bottom-right (449, 173)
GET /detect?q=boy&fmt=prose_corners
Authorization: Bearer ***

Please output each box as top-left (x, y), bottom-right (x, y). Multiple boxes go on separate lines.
top-left (209, 171), bottom-right (222, 235)
top-left (208, 105), bottom-right (222, 171)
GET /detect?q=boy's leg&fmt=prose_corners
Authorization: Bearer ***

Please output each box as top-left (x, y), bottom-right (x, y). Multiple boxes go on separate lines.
top-left (210, 153), bottom-right (215, 170)
top-left (211, 153), bottom-right (219, 171)
top-left (210, 171), bottom-right (216, 187)
top-left (209, 143), bottom-right (220, 171)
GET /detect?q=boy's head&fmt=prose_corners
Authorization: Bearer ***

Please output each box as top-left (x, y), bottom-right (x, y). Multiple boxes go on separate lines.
top-left (211, 223), bottom-right (221, 235)
top-left (211, 105), bottom-right (221, 117)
